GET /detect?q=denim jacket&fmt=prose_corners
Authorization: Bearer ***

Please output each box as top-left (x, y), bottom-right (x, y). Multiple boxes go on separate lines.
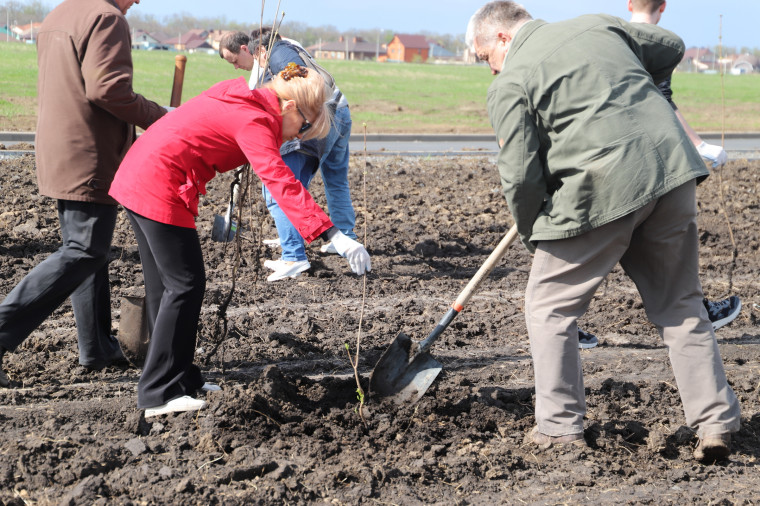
top-left (265, 40), bottom-right (347, 159)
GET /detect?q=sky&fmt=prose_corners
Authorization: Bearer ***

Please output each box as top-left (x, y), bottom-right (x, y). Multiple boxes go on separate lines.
top-left (132, 0), bottom-right (759, 50)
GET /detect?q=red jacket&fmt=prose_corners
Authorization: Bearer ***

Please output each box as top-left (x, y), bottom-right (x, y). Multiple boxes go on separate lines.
top-left (109, 78), bottom-right (333, 243)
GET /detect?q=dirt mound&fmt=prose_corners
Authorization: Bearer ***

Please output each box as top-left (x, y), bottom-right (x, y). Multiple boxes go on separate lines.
top-left (1, 153), bottom-right (759, 503)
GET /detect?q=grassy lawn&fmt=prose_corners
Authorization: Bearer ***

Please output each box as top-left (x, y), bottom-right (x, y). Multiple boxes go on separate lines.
top-left (1, 41), bottom-right (758, 133)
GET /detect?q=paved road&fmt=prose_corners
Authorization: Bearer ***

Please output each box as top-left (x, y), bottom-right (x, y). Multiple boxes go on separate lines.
top-left (2, 131), bottom-right (760, 159)
top-left (348, 133), bottom-right (760, 159)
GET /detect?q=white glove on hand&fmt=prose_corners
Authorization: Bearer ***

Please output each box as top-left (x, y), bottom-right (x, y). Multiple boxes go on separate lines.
top-left (163, 106), bottom-right (176, 112)
top-left (330, 231), bottom-right (371, 275)
top-left (697, 141), bottom-right (728, 168)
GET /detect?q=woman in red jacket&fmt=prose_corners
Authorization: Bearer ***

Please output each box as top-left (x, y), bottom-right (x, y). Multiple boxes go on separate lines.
top-left (109, 64), bottom-right (370, 417)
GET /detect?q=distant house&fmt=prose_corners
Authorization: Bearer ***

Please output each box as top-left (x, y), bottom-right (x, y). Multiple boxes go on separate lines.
top-left (682, 47), bottom-right (716, 72)
top-left (1, 25), bottom-right (21, 41)
top-left (131, 29), bottom-right (168, 50)
top-left (731, 54), bottom-right (759, 74)
top-left (386, 34), bottom-right (429, 63)
top-left (151, 31), bottom-right (173, 45)
top-left (185, 37), bottom-right (213, 52)
top-left (206, 29), bottom-right (228, 51)
top-left (166, 30), bottom-right (210, 51)
top-left (11, 22), bottom-right (42, 42)
top-left (428, 42), bottom-right (457, 62)
top-left (308, 36), bottom-right (386, 61)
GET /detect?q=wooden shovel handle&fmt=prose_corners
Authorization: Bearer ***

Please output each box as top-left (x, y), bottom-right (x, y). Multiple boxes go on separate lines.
top-left (418, 223), bottom-right (518, 352)
top-left (453, 223), bottom-right (519, 310)
top-left (170, 55), bottom-right (187, 108)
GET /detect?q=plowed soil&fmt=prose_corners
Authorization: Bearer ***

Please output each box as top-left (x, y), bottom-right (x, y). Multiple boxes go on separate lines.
top-left (1, 153), bottom-right (759, 505)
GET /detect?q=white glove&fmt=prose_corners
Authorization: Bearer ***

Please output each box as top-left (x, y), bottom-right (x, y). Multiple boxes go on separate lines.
top-left (163, 106), bottom-right (176, 112)
top-left (329, 231), bottom-right (371, 275)
top-left (697, 141), bottom-right (728, 168)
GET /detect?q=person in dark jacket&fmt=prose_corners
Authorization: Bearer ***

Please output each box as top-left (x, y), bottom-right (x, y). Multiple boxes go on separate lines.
top-left (0, 0), bottom-right (166, 387)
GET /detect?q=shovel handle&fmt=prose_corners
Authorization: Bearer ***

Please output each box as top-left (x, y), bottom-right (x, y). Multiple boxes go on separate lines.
top-left (454, 223), bottom-right (518, 309)
top-left (222, 166), bottom-right (246, 237)
top-left (418, 223), bottom-right (519, 352)
top-left (170, 55), bottom-right (187, 108)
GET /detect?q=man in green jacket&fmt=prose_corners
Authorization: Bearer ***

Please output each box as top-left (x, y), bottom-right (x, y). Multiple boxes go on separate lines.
top-left (467, 1), bottom-right (740, 462)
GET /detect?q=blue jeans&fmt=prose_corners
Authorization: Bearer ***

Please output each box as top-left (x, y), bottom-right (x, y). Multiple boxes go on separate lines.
top-left (263, 152), bottom-right (319, 261)
top-left (319, 106), bottom-right (356, 238)
top-left (263, 105), bottom-right (356, 262)
top-left (0, 200), bottom-right (121, 367)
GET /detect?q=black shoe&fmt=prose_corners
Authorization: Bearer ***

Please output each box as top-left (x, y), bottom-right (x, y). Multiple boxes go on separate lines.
top-left (0, 346), bottom-right (9, 388)
top-left (81, 349), bottom-right (130, 371)
top-left (704, 296), bottom-right (742, 331)
top-left (578, 329), bottom-right (598, 349)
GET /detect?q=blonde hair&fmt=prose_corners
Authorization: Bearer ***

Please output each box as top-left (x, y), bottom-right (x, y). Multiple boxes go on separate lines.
top-left (265, 66), bottom-right (332, 141)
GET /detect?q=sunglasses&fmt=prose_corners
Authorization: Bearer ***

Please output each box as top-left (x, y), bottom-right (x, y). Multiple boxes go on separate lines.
top-left (296, 106), bottom-right (312, 135)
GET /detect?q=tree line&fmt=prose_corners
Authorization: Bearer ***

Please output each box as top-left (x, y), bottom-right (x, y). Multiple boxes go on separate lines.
top-left (2, 1), bottom-right (757, 57)
top-left (1, 1), bottom-right (467, 54)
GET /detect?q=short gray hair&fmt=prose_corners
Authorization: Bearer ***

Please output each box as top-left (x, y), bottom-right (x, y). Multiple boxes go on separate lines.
top-left (466, 1), bottom-right (532, 50)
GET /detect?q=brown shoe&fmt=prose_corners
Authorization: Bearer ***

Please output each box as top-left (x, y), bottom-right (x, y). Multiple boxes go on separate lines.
top-left (693, 433), bottom-right (731, 463)
top-left (530, 426), bottom-right (586, 449)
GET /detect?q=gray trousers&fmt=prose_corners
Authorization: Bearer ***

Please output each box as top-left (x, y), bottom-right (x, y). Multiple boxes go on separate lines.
top-left (525, 181), bottom-right (740, 439)
top-left (0, 200), bottom-right (121, 367)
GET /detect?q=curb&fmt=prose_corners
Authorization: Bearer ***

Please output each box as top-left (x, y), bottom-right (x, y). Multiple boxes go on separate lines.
top-left (4, 131), bottom-right (760, 145)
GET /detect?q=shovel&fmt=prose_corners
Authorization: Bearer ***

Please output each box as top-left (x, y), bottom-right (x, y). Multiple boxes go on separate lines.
top-left (211, 166), bottom-right (245, 242)
top-left (369, 223), bottom-right (519, 405)
top-left (117, 294), bottom-right (151, 367)
top-left (169, 55), bottom-right (187, 107)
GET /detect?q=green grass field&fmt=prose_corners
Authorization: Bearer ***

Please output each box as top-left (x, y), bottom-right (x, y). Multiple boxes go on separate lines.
top-left (1, 42), bottom-right (759, 133)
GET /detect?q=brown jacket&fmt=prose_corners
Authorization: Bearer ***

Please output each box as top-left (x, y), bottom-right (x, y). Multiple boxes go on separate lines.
top-left (35, 0), bottom-right (166, 204)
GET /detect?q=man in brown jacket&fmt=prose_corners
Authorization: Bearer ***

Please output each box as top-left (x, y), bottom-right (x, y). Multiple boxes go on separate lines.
top-left (0, 0), bottom-right (166, 386)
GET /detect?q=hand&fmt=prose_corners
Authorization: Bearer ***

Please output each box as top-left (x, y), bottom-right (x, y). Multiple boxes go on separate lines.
top-left (697, 141), bottom-right (728, 168)
top-left (329, 231), bottom-right (371, 275)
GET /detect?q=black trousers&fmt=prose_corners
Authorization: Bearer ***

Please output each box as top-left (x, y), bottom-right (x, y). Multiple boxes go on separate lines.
top-left (126, 210), bottom-right (206, 408)
top-left (0, 200), bottom-right (120, 367)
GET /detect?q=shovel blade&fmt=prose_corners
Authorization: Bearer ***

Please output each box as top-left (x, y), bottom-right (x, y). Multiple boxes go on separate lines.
top-left (211, 214), bottom-right (237, 242)
top-left (370, 332), bottom-right (443, 405)
top-left (117, 295), bottom-right (150, 367)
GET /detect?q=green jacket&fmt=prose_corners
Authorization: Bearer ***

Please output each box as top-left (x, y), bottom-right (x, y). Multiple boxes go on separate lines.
top-left (487, 15), bottom-right (708, 251)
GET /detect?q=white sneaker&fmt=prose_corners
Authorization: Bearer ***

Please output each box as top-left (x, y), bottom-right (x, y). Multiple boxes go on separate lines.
top-left (320, 241), bottom-right (339, 255)
top-left (201, 382), bottom-right (221, 392)
top-left (264, 259), bottom-right (310, 282)
top-left (263, 238), bottom-right (281, 248)
top-left (144, 395), bottom-right (207, 418)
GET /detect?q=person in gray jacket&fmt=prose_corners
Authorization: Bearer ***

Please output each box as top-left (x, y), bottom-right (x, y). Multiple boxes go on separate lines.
top-left (0, 0), bottom-right (166, 387)
top-left (467, 1), bottom-right (740, 462)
